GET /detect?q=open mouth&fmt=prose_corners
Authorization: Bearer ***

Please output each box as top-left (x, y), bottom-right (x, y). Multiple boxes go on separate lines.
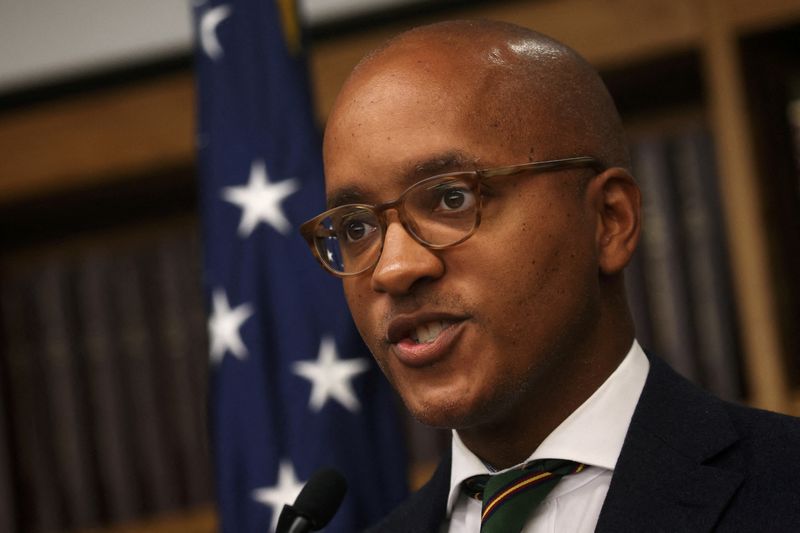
top-left (386, 315), bottom-right (468, 367)
top-left (410, 320), bottom-right (455, 344)
top-left (386, 312), bottom-right (470, 364)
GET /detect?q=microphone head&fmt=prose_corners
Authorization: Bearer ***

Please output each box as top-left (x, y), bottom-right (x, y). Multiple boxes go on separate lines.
top-left (293, 467), bottom-right (348, 529)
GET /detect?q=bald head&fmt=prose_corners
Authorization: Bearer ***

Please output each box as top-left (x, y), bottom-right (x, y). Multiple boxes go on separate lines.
top-left (326, 20), bottom-right (629, 171)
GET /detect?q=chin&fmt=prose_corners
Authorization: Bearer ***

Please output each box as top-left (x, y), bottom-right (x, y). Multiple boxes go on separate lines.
top-left (402, 392), bottom-right (489, 430)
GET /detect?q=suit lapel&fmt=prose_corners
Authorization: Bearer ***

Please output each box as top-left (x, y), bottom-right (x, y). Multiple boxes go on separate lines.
top-left (411, 454), bottom-right (451, 532)
top-left (365, 448), bottom-right (451, 532)
top-left (596, 356), bottom-right (744, 532)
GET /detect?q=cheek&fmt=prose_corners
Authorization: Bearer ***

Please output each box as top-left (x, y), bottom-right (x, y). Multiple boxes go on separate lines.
top-left (471, 210), bottom-right (596, 336)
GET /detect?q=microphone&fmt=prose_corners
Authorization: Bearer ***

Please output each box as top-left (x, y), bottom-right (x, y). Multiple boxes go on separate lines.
top-left (275, 467), bottom-right (347, 533)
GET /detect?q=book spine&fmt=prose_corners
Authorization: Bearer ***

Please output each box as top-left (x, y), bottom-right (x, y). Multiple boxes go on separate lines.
top-left (788, 87), bottom-right (800, 181)
top-left (631, 137), bottom-right (699, 381)
top-left (77, 251), bottom-right (141, 521)
top-left (180, 233), bottom-right (215, 500)
top-left (153, 234), bottom-right (211, 505)
top-left (1, 268), bottom-right (64, 532)
top-left (0, 302), bottom-right (19, 532)
top-left (35, 260), bottom-right (99, 528)
top-left (111, 251), bottom-right (181, 513)
top-left (624, 248), bottom-right (656, 352)
top-left (674, 128), bottom-right (742, 399)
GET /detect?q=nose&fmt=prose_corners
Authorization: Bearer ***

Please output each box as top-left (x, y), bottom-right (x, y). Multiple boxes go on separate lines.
top-left (371, 219), bottom-right (445, 295)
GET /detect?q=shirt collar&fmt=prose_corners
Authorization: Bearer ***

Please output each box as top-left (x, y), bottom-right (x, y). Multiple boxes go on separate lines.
top-left (446, 340), bottom-right (650, 514)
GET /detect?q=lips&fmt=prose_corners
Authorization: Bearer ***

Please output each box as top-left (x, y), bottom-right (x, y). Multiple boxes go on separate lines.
top-left (386, 313), bottom-right (468, 367)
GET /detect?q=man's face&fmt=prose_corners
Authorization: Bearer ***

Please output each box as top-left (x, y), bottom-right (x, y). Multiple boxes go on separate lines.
top-left (323, 49), bottom-right (602, 431)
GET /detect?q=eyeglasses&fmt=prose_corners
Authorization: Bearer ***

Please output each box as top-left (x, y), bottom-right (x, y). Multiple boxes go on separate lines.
top-left (300, 156), bottom-right (602, 277)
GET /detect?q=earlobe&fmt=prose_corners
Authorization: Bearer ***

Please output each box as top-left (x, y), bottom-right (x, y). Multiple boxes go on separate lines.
top-left (592, 167), bottom-right (641, 275)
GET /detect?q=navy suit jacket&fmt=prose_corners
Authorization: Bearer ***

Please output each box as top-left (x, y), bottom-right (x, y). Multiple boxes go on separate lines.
top-left (366, 356), bottom-right (800, 532)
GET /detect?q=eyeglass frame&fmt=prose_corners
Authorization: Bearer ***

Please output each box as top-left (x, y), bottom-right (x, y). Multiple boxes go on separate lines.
top-left (300, 156), bottom-right (604, 277)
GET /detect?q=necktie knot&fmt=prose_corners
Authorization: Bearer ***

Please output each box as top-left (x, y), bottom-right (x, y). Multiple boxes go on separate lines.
top-left (461, 459), bottom-right (585, 532)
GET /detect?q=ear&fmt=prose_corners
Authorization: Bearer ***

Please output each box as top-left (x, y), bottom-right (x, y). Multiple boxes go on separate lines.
top-left (589, 167), bottom-right (641, 275)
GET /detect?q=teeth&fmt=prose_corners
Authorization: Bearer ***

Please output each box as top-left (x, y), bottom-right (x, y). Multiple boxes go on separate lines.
top-left (412, 321), bottom-right (451, 344)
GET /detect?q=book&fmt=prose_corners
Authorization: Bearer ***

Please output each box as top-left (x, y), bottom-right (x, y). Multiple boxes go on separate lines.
top-left (0, 312), bottom-right (19, 532)
top-left (1, 266), bottom-right (64, 532)
top-left (624, 248), bottom-right (656, 353)
top-left (34, 259), bottom-right (99, 528)
top-left (630, 136), bottom-right (699, 382)
top-left (110, 250), bottom-right (181, 513)
top-left (76, 251), bottom-right (141, 521)
top-left (152, 233), bottom-right (212, 505)
top-left (673, 128), bottom-right (742, 399)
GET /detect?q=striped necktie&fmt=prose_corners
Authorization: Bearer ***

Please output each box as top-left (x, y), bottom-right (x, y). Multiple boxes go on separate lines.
top-left (462, 459), bottom-right (585, 533)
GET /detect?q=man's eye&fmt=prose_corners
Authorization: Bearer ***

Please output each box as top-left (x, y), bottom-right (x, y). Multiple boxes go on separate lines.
top-left (342, 220), bottom-right (377, 242)
top-left (436, 187), bottom-right (475, 212)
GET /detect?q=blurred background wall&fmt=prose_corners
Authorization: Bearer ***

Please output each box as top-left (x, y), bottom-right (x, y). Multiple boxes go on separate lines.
top-left (1, 1), bottom-right (799, 531)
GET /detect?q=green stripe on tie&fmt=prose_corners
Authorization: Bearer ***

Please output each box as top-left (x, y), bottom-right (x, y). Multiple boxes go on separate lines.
top-left (462, 459), bottom-right (584, 533)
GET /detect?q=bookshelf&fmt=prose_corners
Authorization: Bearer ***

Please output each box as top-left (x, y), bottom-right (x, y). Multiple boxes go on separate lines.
top-left (739, 23), bottom-right (800, 392)
top-left (1, 0), bottom-right (799, 531)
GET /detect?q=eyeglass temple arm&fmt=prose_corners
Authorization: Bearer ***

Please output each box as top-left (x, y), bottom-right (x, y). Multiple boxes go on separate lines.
top-left (479, 156), bottom-right (603, 179)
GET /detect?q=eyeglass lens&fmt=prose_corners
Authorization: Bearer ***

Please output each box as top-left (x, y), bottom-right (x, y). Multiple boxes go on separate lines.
top-left (312, 175), bottom-right (479, 274)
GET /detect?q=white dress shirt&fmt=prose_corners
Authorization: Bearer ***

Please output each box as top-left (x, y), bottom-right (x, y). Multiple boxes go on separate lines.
top-left (444, 340), bottom-right (649, 533)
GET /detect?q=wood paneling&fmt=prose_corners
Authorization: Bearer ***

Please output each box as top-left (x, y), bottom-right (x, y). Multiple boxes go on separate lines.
top-left (0, 72), bottom-right (194, 204)
top-left (727, 0), bottom-right (800, 32)
top-left (701, 0), bottom-right (789, 411)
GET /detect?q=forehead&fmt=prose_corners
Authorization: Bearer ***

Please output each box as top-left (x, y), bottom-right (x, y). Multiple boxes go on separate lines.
top-left (322, 46), bottom-right (556, 203)
top-left (330, 47), bottom-right (477, 135)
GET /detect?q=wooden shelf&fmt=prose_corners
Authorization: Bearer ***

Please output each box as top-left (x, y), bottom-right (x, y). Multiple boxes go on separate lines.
top-left (0, 72), bottom-right (194, 205)
top-left (73, 506), bottom-right (216, 533)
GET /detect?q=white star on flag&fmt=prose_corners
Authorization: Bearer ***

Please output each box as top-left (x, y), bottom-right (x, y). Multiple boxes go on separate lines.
top-left (199, 4), bottom-right (232, 61)
top-left (222, 159), bottom-right (300, 237)
top-left (252, 459), bottom-right (305, 533)
top-left (208, 288), bottom-right (254, 364)
top-left (293, 336), bottom-right (370, 412)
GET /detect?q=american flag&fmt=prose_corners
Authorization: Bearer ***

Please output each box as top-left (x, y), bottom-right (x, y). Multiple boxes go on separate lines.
top-left (192, 1), bottom-right (408, 531)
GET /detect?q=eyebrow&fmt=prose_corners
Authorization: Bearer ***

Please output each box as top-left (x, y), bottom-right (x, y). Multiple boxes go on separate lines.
top-left (327, 187), bottom-right (366, 210)
top-left (326, 150), bottom-right (479, 210)
top-left (412, 151), bottom-right (477, 178)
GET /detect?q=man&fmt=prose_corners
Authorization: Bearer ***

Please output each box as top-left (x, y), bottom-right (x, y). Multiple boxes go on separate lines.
top-left (300, 20), bottom-right (800, 532)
